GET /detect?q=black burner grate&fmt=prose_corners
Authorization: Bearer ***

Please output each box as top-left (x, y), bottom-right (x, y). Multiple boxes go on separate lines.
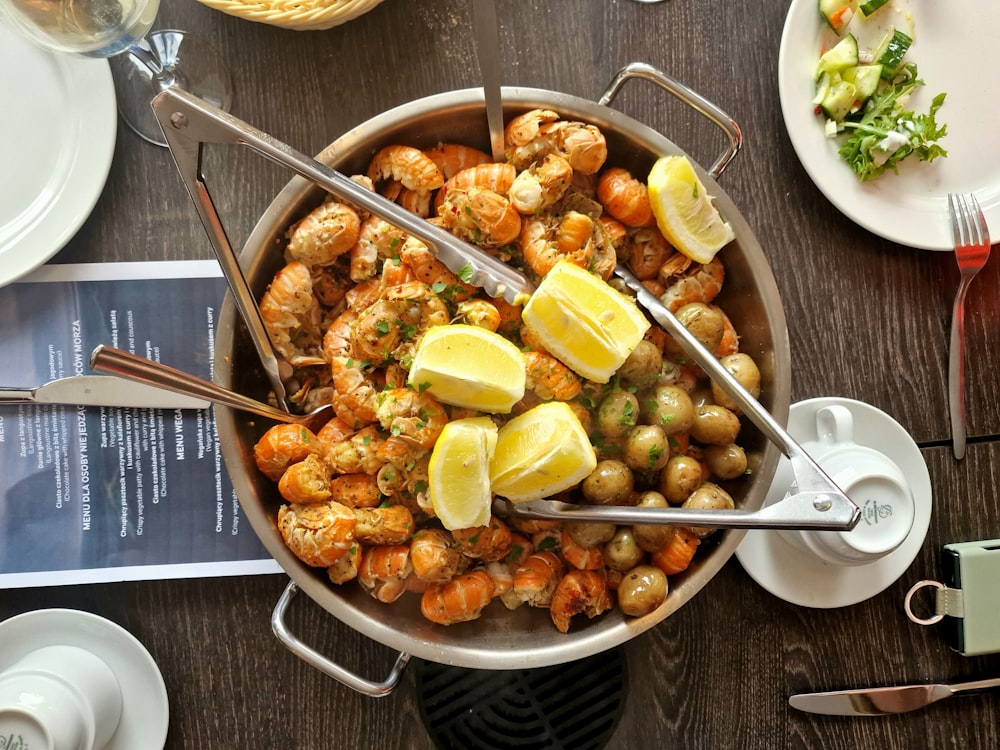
top-left (415, 647), bottom-right (628, 750)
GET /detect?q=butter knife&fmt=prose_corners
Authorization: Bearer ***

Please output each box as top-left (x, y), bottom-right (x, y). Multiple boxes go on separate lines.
top-left (0, 375), bottom-right (209, 410)
top-left (789, 676), bottom-right (1000, 716)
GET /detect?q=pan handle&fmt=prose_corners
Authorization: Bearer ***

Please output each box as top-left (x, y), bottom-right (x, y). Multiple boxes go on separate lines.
top-left (598, 62), bottom-right (741, 179)
top-left (271, 580), bottom-right (411, 697)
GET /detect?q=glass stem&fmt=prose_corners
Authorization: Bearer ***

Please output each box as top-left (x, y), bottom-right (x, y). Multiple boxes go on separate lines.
top-left (127, 38), bottom-right (181, 92)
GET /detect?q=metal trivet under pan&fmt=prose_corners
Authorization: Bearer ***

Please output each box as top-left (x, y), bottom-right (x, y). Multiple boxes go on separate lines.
top-left (415, 647), bottom-right (628, 750)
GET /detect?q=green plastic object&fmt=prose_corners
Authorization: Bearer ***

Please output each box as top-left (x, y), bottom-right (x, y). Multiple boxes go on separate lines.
top-left (942, 539), bottom-right (1000, 657)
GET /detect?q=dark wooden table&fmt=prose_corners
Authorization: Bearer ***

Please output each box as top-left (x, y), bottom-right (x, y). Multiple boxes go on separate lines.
top-left (4, 1), bottom-right (1000, 747)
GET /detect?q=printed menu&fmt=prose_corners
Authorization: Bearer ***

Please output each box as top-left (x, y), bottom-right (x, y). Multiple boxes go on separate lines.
top-left (0, 261), bottom-right (281, 589)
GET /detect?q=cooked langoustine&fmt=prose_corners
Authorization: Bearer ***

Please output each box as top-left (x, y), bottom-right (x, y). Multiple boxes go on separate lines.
top-left (420, 570), bottom-right (496, 625)
top-left (524, 350), bottom-right (581, 401)
top-left (329, 472), bottom-right (381, 509)
top-left (366, 144), bottom-right (444, 196)
top-left (423, 142), bottom-right (492, 179)
top-left (436, 186), bottom-right (521, 247)
top-left (659, 256), bottom-right (725, 312)
top-left (451, 517), bottom-right (514, 562)
top-left (286, 200), bottom-right (361, 267)
top-left (550, 569), bottom-right (613, 633)
top-left (397, 237), bottom-right (477, 301)
top-left (254, 423), bottom-right (325, 482)
top-left (512, 550), bottom-right (565, 608)
top-left (358, 544), bottom-right (413, 603)
top-left (278, 453), bottom-right (333, 504)
top-left (354, 505), bottom-right (416, 545)
top-left (452, 298), bottom-right (501, 331)
top-left (436, 162), bottom-right (517, 212)
top-left (625, 227), bottom-right (674, 281)
top-left (410, 528), bottom-right (464, 583)
top-left (597, 167), bottom-right (655, 228)
top-left (350, 215), bottom-right (408, 283)
top-left (259, 260), bottom-right (326, 366)
top-left (560, 529), bottom-right (605, 571)
top-left (278, 499), bottom-right (356, 568)
top-left (508, 153), bottom-right (573, 215)
top-left (351, 280), bottom-right (449, 364)
top-left (374, 387), bottom-right (448, 465)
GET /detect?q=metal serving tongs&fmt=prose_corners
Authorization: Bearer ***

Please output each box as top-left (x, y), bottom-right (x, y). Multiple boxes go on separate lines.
top-left (152, 87), bottom-right (858, 532)
top-left (150, 87), bottom-right (531, 411)
top-left (497, 264), bottom-right (861, 531)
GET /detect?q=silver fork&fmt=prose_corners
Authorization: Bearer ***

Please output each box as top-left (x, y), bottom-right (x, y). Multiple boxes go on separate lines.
top-left (948, 193), bottom-right (992, 460)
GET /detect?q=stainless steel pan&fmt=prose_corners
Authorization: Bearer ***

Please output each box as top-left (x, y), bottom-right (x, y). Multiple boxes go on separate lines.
top-left (192, 65), bottom-right (792, 693)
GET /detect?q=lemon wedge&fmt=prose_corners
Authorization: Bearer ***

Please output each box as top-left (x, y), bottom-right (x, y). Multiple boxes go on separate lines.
top-left (490, 401), bottom-right (598, 503)
top-left (428, 417), bottom-right (498, 530)
top-left (521, 260), bottom-right (650, 383)
top-left (647, 155), bottom-right (735, 264)
top-left (408, 324), bottom-right (526, 413)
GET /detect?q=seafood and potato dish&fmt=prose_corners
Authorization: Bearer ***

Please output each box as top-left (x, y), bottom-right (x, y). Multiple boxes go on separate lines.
top-left (249, 108), bottom-right (765, 634)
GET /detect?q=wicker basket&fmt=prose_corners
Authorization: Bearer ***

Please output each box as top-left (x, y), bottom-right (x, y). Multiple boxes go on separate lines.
top-left (196, 0), bottom-right (385, 30)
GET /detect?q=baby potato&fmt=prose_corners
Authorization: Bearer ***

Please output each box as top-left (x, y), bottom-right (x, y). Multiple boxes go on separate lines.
top-left (682, 481), bottom-right (735, 538)
top-left (617, 339), bottom-right (663, 391)
top-left (710, 353), bottom-right (761, 413)
top-left (658, 454), bottom-right (704, 504)
top-left (617, 564), bottom-right (668, 617)
top-left (664, 302), bottom-right (725, 358)
top-left (632, 490), bottom-right (673, 552)
top-left (597, 390), bottom-right (639, 439)
top-left (703, 443), bottom-right (748, 480)
top-left (567, 521), bottom-right (617, 548)
top-left (603, 527), bottom-right (645, 573)
top-left (641, 384), bottom-right (695, 435)
top-left (690, 404), bottom-right (741, 446)
top-left (581, 459), bottom-right (634, 505)
top-left (624, 424), bottom-right (669, 473)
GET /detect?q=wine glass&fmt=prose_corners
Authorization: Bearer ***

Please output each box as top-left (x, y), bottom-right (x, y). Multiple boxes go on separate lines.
top-left (0, 0), bottom-right (233, 146)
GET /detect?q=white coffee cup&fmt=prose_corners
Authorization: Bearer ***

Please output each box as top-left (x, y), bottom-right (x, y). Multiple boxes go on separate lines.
top-left (0, 644), bottom-right (123, 750)
top-left (777, 405), bottom-right (915, 566)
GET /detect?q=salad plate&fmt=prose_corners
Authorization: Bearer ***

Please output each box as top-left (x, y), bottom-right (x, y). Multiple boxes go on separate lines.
top-left (779, 0), bottom-right (1000, 250)
top-left (0, 21), bottom-right (117, 286)
top-left (0, 608), bottom-right (169, 749)
top-left (735, 397), bottom-right (932, 609)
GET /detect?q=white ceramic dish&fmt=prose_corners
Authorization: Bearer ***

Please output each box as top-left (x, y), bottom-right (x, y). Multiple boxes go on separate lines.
top-left (779, 0), bottom-right (1000, 250)
top-left (0, 609), bottom-right (169, 750)
top-left (735, 397), bottom-right (932, 608)
top-left (0, 21), bottom-right (117, 287)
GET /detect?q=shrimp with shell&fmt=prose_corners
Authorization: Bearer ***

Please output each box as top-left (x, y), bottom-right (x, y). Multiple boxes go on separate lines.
top-left (286, 200), bottom-right (361, 267)
top-left (259, 260), bottom-right (326, 366)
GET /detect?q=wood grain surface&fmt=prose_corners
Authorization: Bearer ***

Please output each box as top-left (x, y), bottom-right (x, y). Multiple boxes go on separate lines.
top-left (5, 0), bottom-right (1000, 748)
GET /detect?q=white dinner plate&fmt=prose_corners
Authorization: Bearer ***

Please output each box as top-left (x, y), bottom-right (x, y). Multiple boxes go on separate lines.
top-left (735, 397), bottom-right (932, 608)
top-left (0, 608), bottom-right (169, 749)
top-left (0, 21), bottom-right (117, 286)
top-left (779, 0), bottom-right (1000, 250)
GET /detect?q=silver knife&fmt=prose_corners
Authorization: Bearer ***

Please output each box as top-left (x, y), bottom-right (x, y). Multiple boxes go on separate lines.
top-left (0, 375), bottom-right (209, 410)
top-left (789, 676), bottom-right (1000, 716)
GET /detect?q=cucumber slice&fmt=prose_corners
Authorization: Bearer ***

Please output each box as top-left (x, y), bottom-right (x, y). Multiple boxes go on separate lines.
top-left (820, 79), bottom-right (859, 121)
top-left (815, 34), bottom-right (860, 79)
top-left (841, 64), bottom-right (883, 101)
top-left (859, 0), bottom-right (890, 16)
top-left (872, 29), bottom-right (912, 78)
top-left (813, 72), bottom-right (833, 105)
top-left (819, 0), bottom-right (856, 33)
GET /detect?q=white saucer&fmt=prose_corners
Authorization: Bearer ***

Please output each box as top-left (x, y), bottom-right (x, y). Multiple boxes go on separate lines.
top-left (734, 397), bottom-right (932, 608)
top-left (0, 609), bottom-right (168, 749)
